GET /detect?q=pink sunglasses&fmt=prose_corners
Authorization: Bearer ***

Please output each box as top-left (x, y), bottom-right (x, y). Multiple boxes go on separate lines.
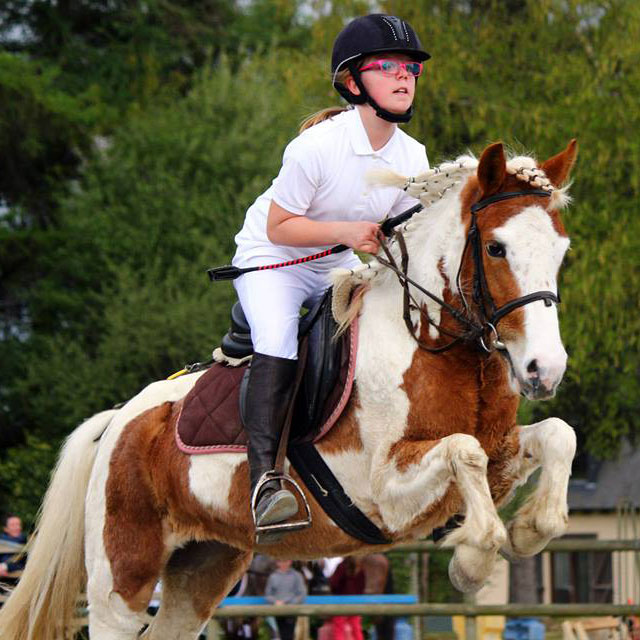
top-left (359, 59), bottom-right (424, 77)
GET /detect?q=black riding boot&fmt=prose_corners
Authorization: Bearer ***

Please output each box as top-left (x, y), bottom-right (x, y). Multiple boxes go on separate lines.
top-left (243, 352), bottom-right (299, 528)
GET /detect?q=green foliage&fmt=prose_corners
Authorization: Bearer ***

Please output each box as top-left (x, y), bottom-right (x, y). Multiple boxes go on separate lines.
top-left (383, 0), bottom-right (640, 459)
top-left (0, 54), bottom-right (296, 517)
top-left (1, 0), bottom-right (639, 524)
top-left (0, 52), bottom-right (108, 221)
top-left (0, 434), bottom-right (57, 528)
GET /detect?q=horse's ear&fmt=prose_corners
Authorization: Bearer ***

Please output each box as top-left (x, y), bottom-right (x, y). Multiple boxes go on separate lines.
top-left (477, 142), bottom-right (506, 196)
top-left (541, 139), bottom-right (578, 187)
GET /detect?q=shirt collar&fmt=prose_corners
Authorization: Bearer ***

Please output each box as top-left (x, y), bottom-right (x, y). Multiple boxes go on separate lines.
top-left (346, 107), bottom-right (398, 164)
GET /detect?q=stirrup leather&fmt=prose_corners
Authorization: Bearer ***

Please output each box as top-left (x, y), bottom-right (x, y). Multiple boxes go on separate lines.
top-left (251, 470), bottom-right (312, 540)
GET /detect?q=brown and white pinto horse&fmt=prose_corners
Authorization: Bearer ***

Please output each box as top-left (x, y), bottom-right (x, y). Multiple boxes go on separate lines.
top-left (0, 141), bottom-right (578, 640)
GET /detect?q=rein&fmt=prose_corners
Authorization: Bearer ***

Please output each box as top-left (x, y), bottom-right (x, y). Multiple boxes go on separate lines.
top-left (376, 189), bottom-right (561, 354)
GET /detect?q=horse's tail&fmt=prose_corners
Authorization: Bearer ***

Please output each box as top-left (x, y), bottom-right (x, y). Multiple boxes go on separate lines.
top-left (0, 409), bottom-right (117, 640)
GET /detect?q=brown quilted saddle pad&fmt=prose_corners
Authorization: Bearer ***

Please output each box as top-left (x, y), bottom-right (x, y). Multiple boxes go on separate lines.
top-left (175, 317), bottom-right (358, 455)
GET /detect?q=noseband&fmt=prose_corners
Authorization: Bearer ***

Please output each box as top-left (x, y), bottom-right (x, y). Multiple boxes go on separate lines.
top-left (377, 189), bottom-right (561, 354)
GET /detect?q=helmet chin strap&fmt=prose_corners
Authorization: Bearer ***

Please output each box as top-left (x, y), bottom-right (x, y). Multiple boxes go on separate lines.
top-left (348, 62), bottom-right (414, 124)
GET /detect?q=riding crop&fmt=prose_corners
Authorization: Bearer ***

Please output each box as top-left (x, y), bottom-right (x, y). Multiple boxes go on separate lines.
top-left (206, 203), bottom-right (424, 281)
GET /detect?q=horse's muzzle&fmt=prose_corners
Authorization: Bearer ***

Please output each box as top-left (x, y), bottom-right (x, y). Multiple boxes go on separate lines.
top-left (520, 358), bottom-right (565, 400)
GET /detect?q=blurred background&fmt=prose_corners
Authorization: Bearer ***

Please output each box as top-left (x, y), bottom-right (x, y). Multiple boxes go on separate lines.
top-left (0, 0), bottom-right (638, 528)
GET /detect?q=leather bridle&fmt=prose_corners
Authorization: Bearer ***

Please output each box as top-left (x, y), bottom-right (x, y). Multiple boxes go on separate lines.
top-left (377, 189), bottom-right (561, 354)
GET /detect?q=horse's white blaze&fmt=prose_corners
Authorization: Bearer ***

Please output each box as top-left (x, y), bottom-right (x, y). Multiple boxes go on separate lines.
top-left (85, 373), bottom-right (204, 628)
top-left (493, 206), bottom-right (570, 395)
top-left (188, 453), bottom-right (243, 512)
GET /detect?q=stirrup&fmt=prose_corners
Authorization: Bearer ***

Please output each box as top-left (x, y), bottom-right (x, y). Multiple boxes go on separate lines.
top-left (251, 470), bottom-right (312, 541)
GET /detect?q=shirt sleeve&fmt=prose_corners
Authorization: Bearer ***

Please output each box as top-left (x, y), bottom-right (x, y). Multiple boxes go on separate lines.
top-left (271, 137), bottom-right (322, 216)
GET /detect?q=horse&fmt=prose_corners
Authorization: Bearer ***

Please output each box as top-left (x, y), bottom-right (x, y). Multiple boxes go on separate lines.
top-left (0, 140), bottom-right (579, 640)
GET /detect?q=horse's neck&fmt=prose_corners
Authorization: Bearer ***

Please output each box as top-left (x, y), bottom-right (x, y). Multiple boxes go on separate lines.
top-left (365, 191), bottom-right (468, 344)
top-left (356, 195), bottom-right (518, 448)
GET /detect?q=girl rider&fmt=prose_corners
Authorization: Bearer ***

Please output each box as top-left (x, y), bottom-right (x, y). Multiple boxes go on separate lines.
top-left (232, 14), bottom-right (431, 536)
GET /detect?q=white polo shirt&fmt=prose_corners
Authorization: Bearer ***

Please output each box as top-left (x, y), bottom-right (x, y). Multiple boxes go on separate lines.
top-left (233, 107), bottom-right (429, 270)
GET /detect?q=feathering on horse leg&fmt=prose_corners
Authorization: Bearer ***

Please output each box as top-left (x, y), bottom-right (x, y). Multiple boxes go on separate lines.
top-left (141, 542), bottom-right (252, 640)
top-left (507, 418), bottom-right (576, 556)
top-left (88, 613), bottom-right (148, 640)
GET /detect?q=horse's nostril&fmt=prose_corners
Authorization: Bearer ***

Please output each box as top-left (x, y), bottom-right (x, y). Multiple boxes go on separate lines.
top-left (527, 359), bottom-right (539, 374)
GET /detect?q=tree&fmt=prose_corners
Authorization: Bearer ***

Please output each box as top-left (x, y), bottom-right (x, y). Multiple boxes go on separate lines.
top-left (1, 0), bottom-right (638, 524)
top-left (383, 0), bottom-right (640, 457)
top-left (0, 53), bottom-right (298, 523)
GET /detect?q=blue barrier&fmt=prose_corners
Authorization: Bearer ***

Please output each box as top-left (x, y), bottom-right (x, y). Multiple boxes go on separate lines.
top-left (219, 594), bottom-right (418, 607)
top-left (504, 618), bottom-right (545, 640)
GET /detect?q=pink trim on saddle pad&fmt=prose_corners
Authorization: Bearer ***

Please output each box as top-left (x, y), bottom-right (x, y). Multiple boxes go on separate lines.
top-left (312, 315), bottom-right (359, 443)
top-left (174, 316), bottom-right (359, 455)
top-left (175, 430), bottom-right (248, 455)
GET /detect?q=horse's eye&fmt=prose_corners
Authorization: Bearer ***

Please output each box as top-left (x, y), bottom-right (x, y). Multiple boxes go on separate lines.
top-left (486, 242), bottom-right (506, 258)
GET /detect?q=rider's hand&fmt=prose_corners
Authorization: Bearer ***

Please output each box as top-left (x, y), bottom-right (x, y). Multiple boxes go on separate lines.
top-left (342, 221), bottom-right (381, 254)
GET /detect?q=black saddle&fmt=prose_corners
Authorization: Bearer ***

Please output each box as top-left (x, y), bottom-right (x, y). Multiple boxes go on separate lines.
top-left (221, 289), bottom-right (344, 441)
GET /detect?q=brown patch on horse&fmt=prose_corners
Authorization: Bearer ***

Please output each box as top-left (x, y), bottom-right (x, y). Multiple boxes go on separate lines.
top-left (160, 398), bottom-right (379, 556)
top-left (107, 392), bottom-right (395, 571)
top-left (477, 142), bottom-right (507, 197)
top-left (458, 172), bottom-right (561, 343)
top-left (163, 541), bottom-right (252, 621)
top-left (486, 427), bottom-right (522, 505)
top-left (549, 209), bottom-right (568, 238)
top-left (388, 439), bottom-right (440, 473)
top-left (316, 388), bottom-right (364, 455)
top-left (104, 403), bottom-right (173, 611)
top-left (151, 402), bottom-right (256, 548)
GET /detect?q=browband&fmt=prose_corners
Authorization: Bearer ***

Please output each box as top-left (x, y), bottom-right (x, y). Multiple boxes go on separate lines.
top-left (471, 190), bottom-right (551, 214)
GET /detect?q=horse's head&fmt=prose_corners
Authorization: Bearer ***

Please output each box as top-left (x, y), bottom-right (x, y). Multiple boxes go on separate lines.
top-left (359, 140), bottom-right (577, 399)
top-left (460, 140), bottom-right (578, 399)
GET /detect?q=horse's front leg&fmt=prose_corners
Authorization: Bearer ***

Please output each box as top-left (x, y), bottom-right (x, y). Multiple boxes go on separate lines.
top-left (374, 433), bottom-right (507, 592)
top-left (504, 418), bottom-right (577, 557)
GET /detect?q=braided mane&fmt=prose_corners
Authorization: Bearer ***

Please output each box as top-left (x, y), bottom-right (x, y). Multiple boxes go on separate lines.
top-left (331, 152), bottom-right (571, 332)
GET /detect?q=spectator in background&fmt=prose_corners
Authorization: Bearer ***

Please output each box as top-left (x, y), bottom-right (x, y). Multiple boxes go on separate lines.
top-left (329, 557), bottom-right (365, 640)
top-left (0, 515), bottom-right (27, 593)
top-left (265, 559), bottom-right (307, 640)
top-left (321, 556), bottom-right (343, 580)
top-left (363, 553), bottom-right (396, 640)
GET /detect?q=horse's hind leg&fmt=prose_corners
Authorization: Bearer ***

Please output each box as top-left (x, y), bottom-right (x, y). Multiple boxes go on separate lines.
top-left (142, 541), bottom-right (252, 640)
top-left (505, 418), bottom-right (576, 556)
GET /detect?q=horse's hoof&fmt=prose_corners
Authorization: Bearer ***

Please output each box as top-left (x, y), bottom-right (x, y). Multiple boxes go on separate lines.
top-left (447, 544), bottom-right (492, 593)
top-left (508, 520), bottom-right (549, 557)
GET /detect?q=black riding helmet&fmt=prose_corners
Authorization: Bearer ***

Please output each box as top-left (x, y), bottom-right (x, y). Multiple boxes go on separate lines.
top-left (331, 14), bottom-right (430, 124)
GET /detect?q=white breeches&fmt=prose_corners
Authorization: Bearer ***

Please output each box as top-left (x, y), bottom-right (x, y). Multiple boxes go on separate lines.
top-left (234, 257), bottom-right (360, 359)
